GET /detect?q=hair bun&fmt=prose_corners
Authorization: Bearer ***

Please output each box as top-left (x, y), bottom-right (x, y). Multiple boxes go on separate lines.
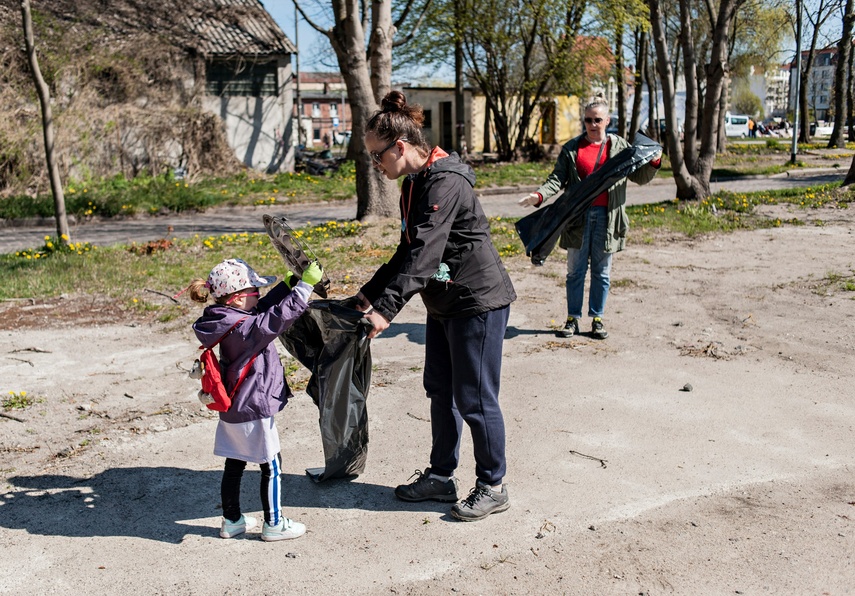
top-left (381, 90), bottom-right (407, 113)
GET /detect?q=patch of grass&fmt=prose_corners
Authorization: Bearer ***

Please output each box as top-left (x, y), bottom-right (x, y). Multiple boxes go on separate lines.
top-left (1, 184), bottom-right (850, 306)
top-left (818, 270), bottom-right (855, 295)
top-left (628, 182), bottom-right (850, 239)
top-left (0, 167), bottom-right (360, 220)
top-left (3, 391), bottom-right (35, 410)
top-left (0, 160), bottom-right (556, 221)
top-left (473, 162), bottom-right (553, 188)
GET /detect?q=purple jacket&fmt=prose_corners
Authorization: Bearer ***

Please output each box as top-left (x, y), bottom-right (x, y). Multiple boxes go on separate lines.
top-left (192, 282), bottom-right (309, 424)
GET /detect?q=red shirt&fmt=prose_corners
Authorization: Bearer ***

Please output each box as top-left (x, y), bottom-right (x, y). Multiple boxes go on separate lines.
top-left (577, 138), bottom-right (610, 207)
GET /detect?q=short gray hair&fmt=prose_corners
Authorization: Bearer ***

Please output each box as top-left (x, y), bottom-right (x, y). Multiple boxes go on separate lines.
top-left (584, 93), bottom-right (610, 112)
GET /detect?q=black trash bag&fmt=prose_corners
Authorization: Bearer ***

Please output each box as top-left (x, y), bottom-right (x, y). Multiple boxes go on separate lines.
top-left (279, 299), bottom-right (373, 482)
top-left (515, 131), bottom-right (662, 265)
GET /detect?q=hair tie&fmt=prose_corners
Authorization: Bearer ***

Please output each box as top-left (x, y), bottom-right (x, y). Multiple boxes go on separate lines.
top-left (172, 283), bottom-right (194, 300)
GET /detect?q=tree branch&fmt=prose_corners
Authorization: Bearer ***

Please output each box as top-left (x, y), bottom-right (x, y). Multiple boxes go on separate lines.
top-left (393, 0), bottom-right (434, 47)
top-left (294, 0), bottom-right (332, 38)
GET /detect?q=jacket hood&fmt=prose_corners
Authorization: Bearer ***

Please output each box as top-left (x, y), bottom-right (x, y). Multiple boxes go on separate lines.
top-left (427, 152), bottom-right (476, 187)
top-left (193, 305), bottom-right (247, 348)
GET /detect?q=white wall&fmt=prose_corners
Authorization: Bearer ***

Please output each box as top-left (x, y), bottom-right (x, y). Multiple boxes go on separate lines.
top-left (200, 58), bottom-right (295, 173)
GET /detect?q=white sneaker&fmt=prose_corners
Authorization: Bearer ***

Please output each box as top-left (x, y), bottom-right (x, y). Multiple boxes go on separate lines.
top-left (220, 514), bottom-right (257, 538)
top-left (261, 518), bottom-right (306, 541)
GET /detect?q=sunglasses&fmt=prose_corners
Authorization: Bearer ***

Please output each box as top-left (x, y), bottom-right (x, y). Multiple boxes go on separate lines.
top-left (584, 117), bottom-right (604, 124)
top-left (225, 290), bottom-right (260, 304)
top-left (370, 138), bottom-right (406, 164)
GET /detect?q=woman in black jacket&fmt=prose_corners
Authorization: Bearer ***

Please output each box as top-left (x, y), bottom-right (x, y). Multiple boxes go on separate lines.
top-left (356, 90), bottom-right (516, 522)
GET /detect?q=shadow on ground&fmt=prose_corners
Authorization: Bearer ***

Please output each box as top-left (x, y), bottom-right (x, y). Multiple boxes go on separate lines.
top-left (1, 467), bottom-right (445, 543)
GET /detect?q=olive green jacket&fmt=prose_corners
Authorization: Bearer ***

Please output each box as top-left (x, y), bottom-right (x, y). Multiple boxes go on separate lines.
top-left (534, 133), bottom-right (659, 253)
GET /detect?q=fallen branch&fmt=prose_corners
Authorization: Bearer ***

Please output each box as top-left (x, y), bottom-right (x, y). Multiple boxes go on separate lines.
top-left (145, 288), bottom-right (179, 304)
top-left (0, 412), bottom-right (25, 423)
top-left (10, 347), bottom-right (51, 353)
top-left (7, 357), bottom-right (34, 366)
top-left (569, 449), bottom-right (608, 469)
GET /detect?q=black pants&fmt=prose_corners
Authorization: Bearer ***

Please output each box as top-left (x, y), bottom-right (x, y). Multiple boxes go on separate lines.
top-left (423, 305), bottom-right (509, 485)
top-left (221, 453), bottom-right (282, 525)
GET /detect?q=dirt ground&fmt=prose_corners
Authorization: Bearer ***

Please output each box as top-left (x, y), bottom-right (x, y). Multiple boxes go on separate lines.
top-left (1, 201), bottom-right (854, 595)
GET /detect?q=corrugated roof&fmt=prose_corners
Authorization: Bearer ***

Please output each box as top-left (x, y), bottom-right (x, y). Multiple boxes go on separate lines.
top-left (186, 0), bottom-right (296, 56)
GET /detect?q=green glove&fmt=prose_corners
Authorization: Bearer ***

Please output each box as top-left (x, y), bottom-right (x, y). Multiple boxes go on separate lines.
top-left (283, 270), bottom-right (299, 289)
top-left (301, 261), bottom-right (323, 286)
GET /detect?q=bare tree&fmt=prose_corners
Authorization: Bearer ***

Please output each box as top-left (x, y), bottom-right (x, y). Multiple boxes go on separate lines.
top-left (794, 0), bottom-right (841, 143)
top-left (629, 27), bottom-right (648, 136)
top-left (650, 0), bottom-right (747, 199)
top-left (295, 0), bottom-right (432, 220)
top-left (20, 0), bottom-right (69, 243)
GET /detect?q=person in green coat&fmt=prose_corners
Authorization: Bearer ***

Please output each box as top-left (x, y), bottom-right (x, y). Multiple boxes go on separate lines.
top-left (519, 94), bottom-right (661, 339)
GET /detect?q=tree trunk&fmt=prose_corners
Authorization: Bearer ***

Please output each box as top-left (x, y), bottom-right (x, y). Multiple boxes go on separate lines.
top-left (645, 39), bottom-right (658, 141)
top-left (20, 0), bottom-right (69, 243)
top-left (629, 28), bottom-right (646, 136)
top-left (843, 152), bottom-right (855, 185)
top-left (679, 0), bottom-right (699, 173)
top-left (849, 40), bottom-right (855, 142)
top-left (695, 0), bottom-right (742, 197)
top-left (829, 0), bottom-right (853, 148)
top-left (650, 0), bottom-right (706, 199)
top-left (615, 24), bottom-right (626, 138)
top-left (326, 0), bottom-right (397, 220)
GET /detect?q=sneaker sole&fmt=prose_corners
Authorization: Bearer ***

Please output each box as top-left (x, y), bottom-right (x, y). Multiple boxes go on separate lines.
top-left (261, 531), bottom-right (305, 541)
top-left (219, 529), bottom-right (246, 538)
top-left (394, 489), bottom-right (459, 503)
top-left (450, 501), bottom-right (510, 522)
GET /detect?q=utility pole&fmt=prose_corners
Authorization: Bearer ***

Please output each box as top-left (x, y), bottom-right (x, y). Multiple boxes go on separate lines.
top-left (791, 0), bottom-right (802, 164)
top-left (294, 2), bottom-right (303, 148)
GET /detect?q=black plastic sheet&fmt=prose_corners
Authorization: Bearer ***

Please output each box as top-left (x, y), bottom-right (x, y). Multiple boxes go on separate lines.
top-left (279, 299), bottom-right (373, 482)
top-left (515, 131), bottom-right (662, 265)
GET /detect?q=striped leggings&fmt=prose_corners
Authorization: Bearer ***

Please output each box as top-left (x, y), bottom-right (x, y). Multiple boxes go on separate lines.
top-left (221, 454), bottom-right (282, 525)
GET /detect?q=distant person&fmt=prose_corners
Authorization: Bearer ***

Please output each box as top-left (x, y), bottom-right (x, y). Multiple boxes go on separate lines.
top-left (519, 93), bottom-right (661, 340)
top-left (189, 258), bottom-right (323, 541)
top-left (322, 132), bottom-right (331, 150)
top-left (748, 118), bottom-right (756, 138)
top-left (357, 90), bottom-right (517, 522)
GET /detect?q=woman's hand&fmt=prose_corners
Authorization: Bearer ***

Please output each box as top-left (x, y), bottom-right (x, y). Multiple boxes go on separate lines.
top-left (364, 310), bottom-right (390, 339)
top-left (518, 193), bottom-right (540, 208)
top-left (352, 292), bottom-right (389, 339)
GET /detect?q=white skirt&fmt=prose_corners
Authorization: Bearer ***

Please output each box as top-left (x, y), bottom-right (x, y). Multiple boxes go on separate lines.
top-left (213, 416), bottom-right (281, 464)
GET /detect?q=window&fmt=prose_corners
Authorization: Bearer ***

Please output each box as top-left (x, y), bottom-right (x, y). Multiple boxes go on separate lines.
top-left (313, 128), bottom-right (321, 140)
top-left (423, 109), bottom-right (432, 129)
top-left (206, 60), bottom-right (278, 97)
top-left (330, 103), bottom-right (338, 117)
top-left (312, 103), bottom-right (321, 118)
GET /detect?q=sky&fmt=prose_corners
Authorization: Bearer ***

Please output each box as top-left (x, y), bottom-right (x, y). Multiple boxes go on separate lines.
top-left (264, 0), bottom-right (451, 82)
top-left (265, 1), bottom-right (337, 73)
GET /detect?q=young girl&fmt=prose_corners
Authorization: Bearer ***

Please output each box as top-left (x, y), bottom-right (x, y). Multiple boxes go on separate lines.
top-left (189, 257), bottom-right (323, 541)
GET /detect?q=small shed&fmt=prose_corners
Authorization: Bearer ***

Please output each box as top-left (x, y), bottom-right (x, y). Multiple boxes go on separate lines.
top-left (190, 0), bottom-right (298, 172)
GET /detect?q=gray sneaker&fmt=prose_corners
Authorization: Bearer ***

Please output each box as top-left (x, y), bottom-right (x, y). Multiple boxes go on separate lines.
top-left (450, 481), bottom-right (510, 521)
top-left (395, 468), bottom-right (459, 502)
top-left (557, 316), bottom-right (579, 338)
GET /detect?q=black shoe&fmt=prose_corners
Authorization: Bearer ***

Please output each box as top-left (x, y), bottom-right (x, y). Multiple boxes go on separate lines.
top-left (394, 468), bottom-right (459, 502)
top-left (450, 481), bottom-right (510, 522)
top-left (591, 317), bottom-right (608, 339)
top-left (556, 316), bottom-right (579, 338)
